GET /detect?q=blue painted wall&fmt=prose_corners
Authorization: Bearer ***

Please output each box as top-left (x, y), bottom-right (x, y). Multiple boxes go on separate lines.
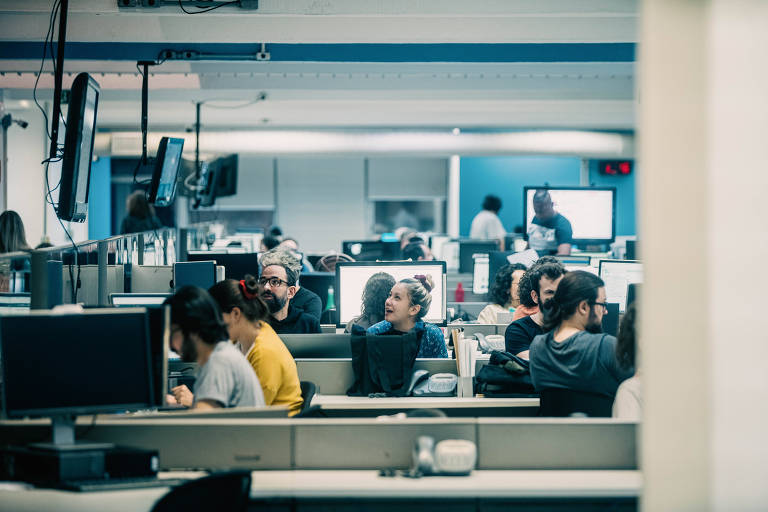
top-left (88, 157), bottom-right (111, 240)
top-left (459, 156), bottom-right (637, 238)
top-left (459, 156), bottom-right (582, 236)
top-left (587, 160), bottom-right (636, 236)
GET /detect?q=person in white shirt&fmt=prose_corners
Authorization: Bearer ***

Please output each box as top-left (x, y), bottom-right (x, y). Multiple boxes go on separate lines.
top-left (469, 195), bottom-right (506, 249)
top-left (612, 303), bottom-right (641, 420)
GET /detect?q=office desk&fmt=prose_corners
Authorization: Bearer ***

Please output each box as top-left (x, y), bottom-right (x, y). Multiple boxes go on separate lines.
top-left (0, 470), bottom-right (640, 512)
top-left (312, 395), bottom-right (539, 417)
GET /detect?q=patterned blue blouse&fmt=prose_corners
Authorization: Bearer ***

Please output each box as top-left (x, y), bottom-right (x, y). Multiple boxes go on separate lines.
top-left (367, 320), bottom-right (449, 358)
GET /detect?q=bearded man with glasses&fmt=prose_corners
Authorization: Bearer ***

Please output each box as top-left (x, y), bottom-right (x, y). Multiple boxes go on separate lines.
top-left (258, 249), bottom-right (321, 334)
top-left (528, 270), bottom-right (634, 400)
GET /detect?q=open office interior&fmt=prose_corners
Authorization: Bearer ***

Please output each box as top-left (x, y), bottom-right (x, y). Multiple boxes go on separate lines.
top-left (0, 1), bottom-right (766, 510)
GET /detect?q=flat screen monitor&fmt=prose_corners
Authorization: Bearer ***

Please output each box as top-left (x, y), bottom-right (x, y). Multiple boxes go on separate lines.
top-left (487, 251), bottom-right (517, 290)
top-left (428, 234), bottom-right (452, 260)
top-left (148, 137), bottom-right (184, 207)
top-left (173, 261), bottom-right (217, 292)
top-left (187, 252), bottom-right (260, 281)
top-left (472, 254), bottom-right (489, 295)
top-left (598, 259), bottom-right (643, 313)
top-left (58, 72), bottom-right (100, 222)
top-left (341, 240), bottom-right (401, 262)
top-left (280, 334), bottom-right (352, 358)
top-left (602, 302), bottom-right (620, 337)
top-left (458, 240), bottom-right (498, 274)
top-left (196, 161), bottom-right (217, 207)
top-left (523, 187), bottom-right (616, 246)
top-left (0, 309), bottom-right (154, 420)
top-left (211, 154), bottom-right (238, 198)
top-left (146, 305), bottom-right (170, 407)
top-left (299, 272), bottom-right (335, 313)
top-left (110, 293), bottom-right (170, 307)
top-left (555, 255), bottom-right (591, 266)
top-left (336, 261), bottom-right (447, 327)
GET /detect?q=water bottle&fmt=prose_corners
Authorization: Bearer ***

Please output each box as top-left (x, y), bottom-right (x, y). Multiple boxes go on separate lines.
top-left (325, 285), bottom-right (336, 311)
top-left (454, 282), bottom-right (465, 302)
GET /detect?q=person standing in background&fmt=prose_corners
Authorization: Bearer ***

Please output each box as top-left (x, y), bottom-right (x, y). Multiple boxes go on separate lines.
top-left (470, 195), bottom-right (506, 250)
top-left (0, 210), bottom-right (30, 253)
top-left (527, 189), bottom-right (573, 256)
top-left (120, 190), bottom-right (163, 234)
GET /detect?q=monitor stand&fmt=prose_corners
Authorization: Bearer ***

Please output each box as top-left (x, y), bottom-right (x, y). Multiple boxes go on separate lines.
top-left (28, 414), bottom-right (114, 452)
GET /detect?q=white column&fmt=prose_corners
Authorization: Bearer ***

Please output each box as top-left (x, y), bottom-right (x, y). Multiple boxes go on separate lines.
top-left (447, 155), bottom-right (460, 237)
top-left (640, 0), bottom-right (768, 510)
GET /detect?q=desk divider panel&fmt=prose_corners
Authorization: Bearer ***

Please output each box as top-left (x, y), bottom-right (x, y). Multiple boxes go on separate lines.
top-left (0, 418), bottom-right (637, 471)
top-left (79, 419), bottom-right (294, 470)
top-left (297, 359), bottom-right (459, 395)
top-left (477, 419), bottom-right (638, 470)
top-left (293, 418), bottom-right (477, 470)
top-left (131, 265), bottom-right (173, 293)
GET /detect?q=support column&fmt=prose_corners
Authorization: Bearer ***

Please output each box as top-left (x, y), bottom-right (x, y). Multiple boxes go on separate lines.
top-left (640, 0), bottom-right (768, 510)
top-left (447, 155), bottom-right (460, 237)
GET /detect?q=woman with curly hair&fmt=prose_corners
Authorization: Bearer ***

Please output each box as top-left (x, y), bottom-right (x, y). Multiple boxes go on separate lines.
top-left (613, 302), bottom-right (641, 419)
top-left (345, 272), bottom-right (396, 332)
top-left (477, 263), bottom-right (527, 324)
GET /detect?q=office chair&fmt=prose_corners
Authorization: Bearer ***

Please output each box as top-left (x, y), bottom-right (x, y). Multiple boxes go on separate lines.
top-left (300, 381), bottom-right (316, 412)
top-left (538, 388), bottom-right (614, 418)
top-left (151, 470), bottom-right (251, 512)
top-left (316, 253), bottom-right (354, 273)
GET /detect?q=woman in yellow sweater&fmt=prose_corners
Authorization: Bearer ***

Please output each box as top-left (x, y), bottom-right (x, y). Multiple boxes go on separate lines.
top-left (208, 276), bottom-right (304, 416)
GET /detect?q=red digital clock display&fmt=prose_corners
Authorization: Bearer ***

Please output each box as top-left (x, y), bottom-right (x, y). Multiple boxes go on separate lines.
top-left (598, 160), bottom-right (633, 176)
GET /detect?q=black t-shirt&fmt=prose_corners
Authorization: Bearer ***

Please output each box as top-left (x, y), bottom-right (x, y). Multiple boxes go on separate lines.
top-left (528, 213), bottom-right (573, 255)
top-left (270, 304), bottom-right (322, 334)
top-left (292, 286), bottom-right (322, 320)
top-left (504, 315), bottom-right (544, 355)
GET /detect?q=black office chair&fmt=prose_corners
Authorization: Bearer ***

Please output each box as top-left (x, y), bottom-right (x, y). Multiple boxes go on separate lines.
top-left (538, 388), bottom-right (614, 418)
top-left (151, 470), bottom-right (251, 512)
top-left (299, 381), bottom-right (316, 412)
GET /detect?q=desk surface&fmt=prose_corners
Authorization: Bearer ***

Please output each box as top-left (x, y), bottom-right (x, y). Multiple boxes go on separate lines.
top-left (312, 395), bottom-right (539, 410)
top-left (250, 470), bottom-right (641, 498)
top-left (0, 470), bottom-right (641, 511)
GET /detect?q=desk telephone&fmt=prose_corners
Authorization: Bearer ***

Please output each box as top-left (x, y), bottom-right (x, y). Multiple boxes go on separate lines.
top-left (408, 370), bottom-right (458, 397)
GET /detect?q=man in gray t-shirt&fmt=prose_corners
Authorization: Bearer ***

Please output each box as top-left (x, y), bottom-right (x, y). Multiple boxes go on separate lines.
top-left (194, 341), bottom-right (265, 408)
top-left (529, 271), bottom-right (633, 398)
top-left (166, 286), bottom-right (265, 409)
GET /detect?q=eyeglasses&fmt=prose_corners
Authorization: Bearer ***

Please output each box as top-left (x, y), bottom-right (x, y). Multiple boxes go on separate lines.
top-left (592, 302), bottom-right (609, 312)
top-left (257, 276), bottom-right (290, 288)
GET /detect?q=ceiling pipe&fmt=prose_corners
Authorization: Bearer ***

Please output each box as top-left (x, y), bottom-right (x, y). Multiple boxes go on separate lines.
top-left (94, 129), bottom-right (634, 159)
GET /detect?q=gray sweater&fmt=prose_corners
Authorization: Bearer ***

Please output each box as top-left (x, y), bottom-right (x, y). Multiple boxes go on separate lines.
top-left (529, 330), bottom-right (633, 397)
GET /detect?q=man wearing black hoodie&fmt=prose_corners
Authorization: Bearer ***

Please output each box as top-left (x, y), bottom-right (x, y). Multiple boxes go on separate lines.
top-left (258, 249), bottom-right (321, 334)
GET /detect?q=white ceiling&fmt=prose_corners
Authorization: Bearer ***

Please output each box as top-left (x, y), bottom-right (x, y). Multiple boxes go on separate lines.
top-left (0, 1), bottom-right (638, 133)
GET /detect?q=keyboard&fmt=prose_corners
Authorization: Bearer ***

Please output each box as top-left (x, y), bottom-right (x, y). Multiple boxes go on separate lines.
top-left (58, 476), bottom-right (189, 492)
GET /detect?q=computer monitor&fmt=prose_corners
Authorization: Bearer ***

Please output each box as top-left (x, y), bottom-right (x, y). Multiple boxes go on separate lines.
top-left (487, 251), bottom-right (516, 289)
top-left (428, 234), bottom-right (452, 260)
top-left (458, 240), bottom-right (499, 274)
top-left (598, 259), bottom-right (643, 313)
top-left (196, 161), bottom-right (217, 207)
top-left (341, 240), bottom-right (401, 261)
top-left (601, 303), bottom-right (620, 337)
top-left (110, 293), bottom-right (170, 307)
top-left (299, 272), bottom-right (335, 312)
top-left (336, 261), bottom-right (447, 327)
top-left (472, 254), bottom-right (489, 295)
top-left (280, 334), bottom-right (352, 358)
top-left (173, 261), bottom-right (217, 292)
top-left (0, 309), bottom-right (154, 447)
top-left (555, 255), bottom-right (591, 266)
top-left (148, 137), bottom-right (184, 207)
top-left (146, 305), bottom-right (170, 407)
top-left (58, 73), bottom-right (100, 222)
top-left (210, 154), bottom-right (238, 198)
top-left (187, 252), bottom-right (260, 281)
top-left (523, 186), bottom-right (616, 246)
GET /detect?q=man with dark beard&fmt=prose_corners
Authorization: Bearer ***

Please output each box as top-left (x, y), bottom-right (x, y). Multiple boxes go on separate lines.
top-left (258, 249), bottom-right (321, 334)
top-left (528, 271), bottom-right (633, 398)
top-left (165, 286), bottom-right (265, 409)
top-left (504, 260), bottom-right (566, 359)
